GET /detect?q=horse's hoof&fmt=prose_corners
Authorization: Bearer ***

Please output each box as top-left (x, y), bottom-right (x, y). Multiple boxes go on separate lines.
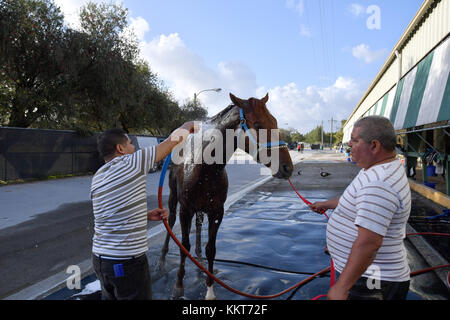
top-left (205, 286), bottom-right (216, 300)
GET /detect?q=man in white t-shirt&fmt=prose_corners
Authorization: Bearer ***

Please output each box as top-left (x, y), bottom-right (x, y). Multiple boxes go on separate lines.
top-left (310, 116), bottom-right (411, 300)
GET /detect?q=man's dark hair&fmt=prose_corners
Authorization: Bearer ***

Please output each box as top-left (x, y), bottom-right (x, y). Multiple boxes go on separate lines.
top-left (97, 128), bottom-right (128, 159)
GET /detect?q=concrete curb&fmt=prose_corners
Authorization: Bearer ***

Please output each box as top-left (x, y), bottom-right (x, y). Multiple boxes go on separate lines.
top-left (4, 259), bottom-right (93, 300)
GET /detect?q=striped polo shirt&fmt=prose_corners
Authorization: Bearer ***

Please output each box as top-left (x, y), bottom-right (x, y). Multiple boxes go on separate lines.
top-left (91, 146), bottom-right (156, 258)
top-left (326, 159), bottom-right (411, 282)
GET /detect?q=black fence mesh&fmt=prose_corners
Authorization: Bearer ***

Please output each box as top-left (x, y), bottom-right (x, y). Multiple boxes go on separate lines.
top-left (0, 128), bottom-right (167, 181)
top-left (0, 128), bottom-right (103, 181)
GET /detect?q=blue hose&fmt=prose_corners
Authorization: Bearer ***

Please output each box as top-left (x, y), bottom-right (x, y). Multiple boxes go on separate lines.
top-left (158, 153), bottom-right (172, 188)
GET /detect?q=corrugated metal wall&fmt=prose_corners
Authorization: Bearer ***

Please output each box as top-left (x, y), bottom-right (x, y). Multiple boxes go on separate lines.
top-left (401, 0), bottom-right (450, 74)
top-left (343, 0), bottom-right (450, 143)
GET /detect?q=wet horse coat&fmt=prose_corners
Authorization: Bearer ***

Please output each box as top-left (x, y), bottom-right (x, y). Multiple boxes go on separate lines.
top-left (159, 93), bottom-right (293, 299)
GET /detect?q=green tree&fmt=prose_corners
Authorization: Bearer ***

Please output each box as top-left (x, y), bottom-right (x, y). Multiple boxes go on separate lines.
top-left (291, 131), bottom-right (305, 143)
top-left (0, 0), bottom-right (66, 127)
top-left (279, 128), bottom-right (293, 144)
top-left (70, 2), bottom-right (139, 131)
top-left (334, 119), bottom-right (346, 145)
top-left (304, 125), bottom-right (323, 144)
top-left (0, 0), bottom-right (186, 134)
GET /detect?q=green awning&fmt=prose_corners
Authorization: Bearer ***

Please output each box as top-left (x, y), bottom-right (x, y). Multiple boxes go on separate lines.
top-left (364, 35), bottom-right (450, 130)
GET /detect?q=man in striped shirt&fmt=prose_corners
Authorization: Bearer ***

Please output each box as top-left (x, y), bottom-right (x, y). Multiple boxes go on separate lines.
top-left (310, 116), bottom-right (411, 300)
top-left (91, 122), bottom-right (196, 300)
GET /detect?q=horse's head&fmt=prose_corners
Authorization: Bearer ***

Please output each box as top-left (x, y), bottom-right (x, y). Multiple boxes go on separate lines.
top-left (229, 93), bottom-right (293, 179)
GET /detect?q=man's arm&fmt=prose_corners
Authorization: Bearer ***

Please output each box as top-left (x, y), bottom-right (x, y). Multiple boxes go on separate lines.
top-left (155, 121), bottom-right (197, 163)
top-left (327, 226), bottom-right (383, 300)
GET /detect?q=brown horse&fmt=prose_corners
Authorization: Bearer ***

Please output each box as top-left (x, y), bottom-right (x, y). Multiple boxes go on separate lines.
top-left (159, 93), bottom-right (294, 300)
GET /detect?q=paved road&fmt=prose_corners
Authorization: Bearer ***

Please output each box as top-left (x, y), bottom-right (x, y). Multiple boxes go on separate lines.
top-left (0, 157), bottom-right (274, 299)
top-left (0, 149), bottom-right (342, 299)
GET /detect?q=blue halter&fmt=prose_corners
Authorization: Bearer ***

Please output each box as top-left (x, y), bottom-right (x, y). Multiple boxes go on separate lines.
top-left (237, 108), bottom-right (287, 154)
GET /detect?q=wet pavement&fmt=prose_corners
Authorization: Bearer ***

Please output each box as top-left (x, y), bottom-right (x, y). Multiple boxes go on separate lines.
top-left (42, 151), bottom-right (450, 300)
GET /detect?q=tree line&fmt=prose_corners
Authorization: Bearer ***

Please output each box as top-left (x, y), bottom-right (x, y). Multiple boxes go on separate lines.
top-left (287, 119), bottom-right (346, 146)
top-left (0, 0), bottom-right (207, 136)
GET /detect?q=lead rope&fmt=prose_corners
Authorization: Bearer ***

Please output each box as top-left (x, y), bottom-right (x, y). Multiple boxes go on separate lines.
top-left (287, 178), bottom-right (335, 300)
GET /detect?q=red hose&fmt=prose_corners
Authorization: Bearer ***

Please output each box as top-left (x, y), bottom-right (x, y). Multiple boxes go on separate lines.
top-left (410, 264), bottom-right (450, 277)
top-left (287, 178), bottom-right (450, 298)
top-left (157, 173), bottom-right (450, 300)
top-left (159, 186), bottom-right (331, 299)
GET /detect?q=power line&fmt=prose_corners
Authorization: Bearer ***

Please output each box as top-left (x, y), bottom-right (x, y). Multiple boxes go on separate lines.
top-left (318, 0), bottom-right (329, 75)
top-left (330, 0), bottom-right (337, 81)
top-left (304, 0), bottom-right (318, 75)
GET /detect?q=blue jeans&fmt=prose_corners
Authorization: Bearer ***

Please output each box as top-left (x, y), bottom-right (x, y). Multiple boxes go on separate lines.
top-left (92, 254), bottom-right (152, 300)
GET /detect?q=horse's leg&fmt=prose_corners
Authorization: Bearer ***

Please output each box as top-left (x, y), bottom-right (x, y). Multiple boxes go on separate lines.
top-left (158, 194), bottom-right (177, 269)
top-left (195, 212), bottom-right (204, 260)
top-left (173, 206), bottom-right (193, 299)
top-left (204, 208), bottom-right (224, 300)
top-left (158, 181), bottom-right (178, 269)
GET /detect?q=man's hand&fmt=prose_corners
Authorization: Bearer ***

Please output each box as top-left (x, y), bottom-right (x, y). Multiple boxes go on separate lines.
top-left (171, 121), bottom-right (200, 143)
top-left (155, 121), bottom-right (200, 162)
top-left (309, 197), bottom-right (340, 214)
top-left (181, 121), bottom-right (199, 135)
top-left (327, 284), bottom-right (349, 300)
top-left (147, 208), bottom-right (169, 221)
top-left (309, 201), bottom-right (328, 214)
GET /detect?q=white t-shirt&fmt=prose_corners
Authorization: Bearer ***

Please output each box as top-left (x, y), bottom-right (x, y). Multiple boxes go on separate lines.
top-left (326, 159), bottom-right (411, 282)
top-left (91, 147), bottom-right (156, 258)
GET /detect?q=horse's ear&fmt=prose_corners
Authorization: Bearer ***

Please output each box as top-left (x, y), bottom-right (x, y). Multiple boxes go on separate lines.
top-left (261, 93), bottom-right (269, 104)
top-left (230, 93), bottom-right (243, 107)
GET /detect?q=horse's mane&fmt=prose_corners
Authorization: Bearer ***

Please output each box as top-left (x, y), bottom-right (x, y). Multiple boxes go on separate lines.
top-left (208, 104), bottom-right (235, 123)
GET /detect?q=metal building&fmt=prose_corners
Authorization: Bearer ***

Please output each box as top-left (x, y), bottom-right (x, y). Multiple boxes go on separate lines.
top-left (343, 0), bottom-right (450, 199)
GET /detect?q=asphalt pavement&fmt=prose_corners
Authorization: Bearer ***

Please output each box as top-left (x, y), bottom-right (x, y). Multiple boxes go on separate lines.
top-left (1, 149), bottom-right (319, 299)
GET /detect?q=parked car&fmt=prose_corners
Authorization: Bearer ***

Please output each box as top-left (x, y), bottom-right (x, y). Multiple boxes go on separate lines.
top-left (288, 142), bottom-right (298, 150)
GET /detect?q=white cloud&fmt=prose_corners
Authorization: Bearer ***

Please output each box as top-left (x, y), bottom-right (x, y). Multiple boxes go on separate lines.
top-left (139, 33), bottom-right (258, 116)
top-left (53, 2), bottom-right (365, 134)
top-left (260, 77), bottom-right (366, 133)
top-left (352, 44), bottom-right (387, 63)
top-left (127, 17), bottom-right (150, 42)
top-left (138, 27), bottom-right (365, 133)
top-left (286, 0), bottom-right (304, 17)
top-left (300, 24), bottom-right (312, 37)
top-left (348, 3), bottom-right (366, 17)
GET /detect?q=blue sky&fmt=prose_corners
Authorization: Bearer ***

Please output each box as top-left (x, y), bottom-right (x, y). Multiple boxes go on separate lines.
top-left (55, 0), bottom-right (424, 133)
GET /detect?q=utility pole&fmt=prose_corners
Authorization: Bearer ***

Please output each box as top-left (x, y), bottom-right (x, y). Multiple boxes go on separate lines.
top-left (321, 120), bottom-right (324, 150)
top-left (328, 118), bottom-right (338, 150)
